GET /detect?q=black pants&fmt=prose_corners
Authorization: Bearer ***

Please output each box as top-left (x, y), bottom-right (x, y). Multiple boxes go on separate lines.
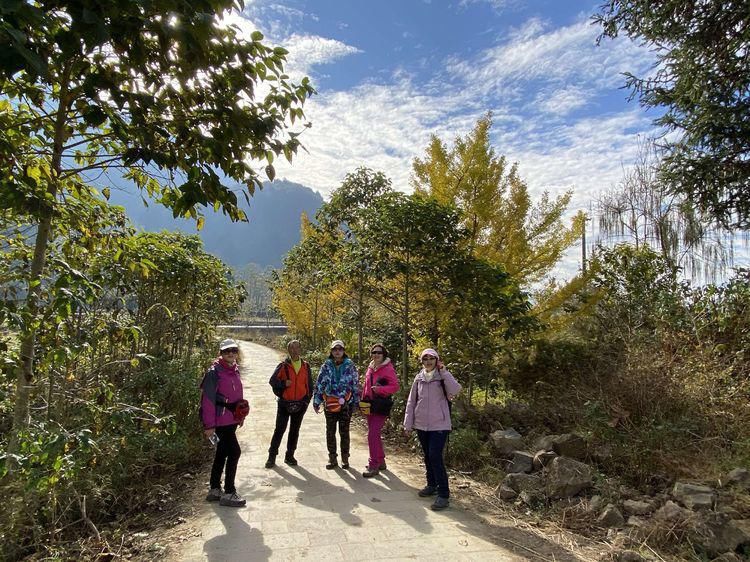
top-left (210, 424), bottom-right (241, 493)
top-left (268, 403), bottom-right (307, 457)
top-left (324, 408), bottom-right (351, 459)
top-left (417, 429), bottom-right (450, 498)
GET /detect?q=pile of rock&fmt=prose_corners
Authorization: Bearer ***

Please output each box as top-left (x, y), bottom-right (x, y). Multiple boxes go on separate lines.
top-left (490, 429), bottom-right (750, 560)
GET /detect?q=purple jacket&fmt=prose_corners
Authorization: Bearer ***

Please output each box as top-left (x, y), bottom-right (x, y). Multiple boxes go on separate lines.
top-left (361, 358), bottom-right (400, 401)
top-left (200, 358), bottom-right (244, 429)
top-left (403, 367), bottom-right (461, 432)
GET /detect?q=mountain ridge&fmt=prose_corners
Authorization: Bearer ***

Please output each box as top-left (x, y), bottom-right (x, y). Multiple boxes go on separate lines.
top-left (109, 178), bottom-right (323, 268)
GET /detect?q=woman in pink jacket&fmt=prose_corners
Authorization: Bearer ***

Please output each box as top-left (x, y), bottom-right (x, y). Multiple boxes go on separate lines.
top-left (200, 339), bottom-right (248, 507)
top-left (361, 343), bottom-right (400, 478)
top-left (403, 348), bottom-right (461, 510)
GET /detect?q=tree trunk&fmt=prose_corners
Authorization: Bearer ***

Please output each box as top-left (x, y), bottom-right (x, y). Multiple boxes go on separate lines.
top-left (401, 270), bottom-right (410, 386)
top-left (357, 288), bottom-right (363, 365)
top-left (8, 66), bottom-right (73, 464)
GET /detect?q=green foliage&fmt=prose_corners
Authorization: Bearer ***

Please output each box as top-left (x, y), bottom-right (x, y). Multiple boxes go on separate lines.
top-left (445, 427), bottom-right (488, 471)
top-left (0, 0), bottom-right (314, 220)
top-left (273, 167), bottom-right (537, 388)
top-left (589, 244), bottom-right (687, 349)
top-left (501, 246), bottom-right (750, 486)
top-left (594, 0), bottom-right (750, 230)
top-left (0, 0), bottom-right (314, 452)
top-left (0, 354), bottom-right (209, 560)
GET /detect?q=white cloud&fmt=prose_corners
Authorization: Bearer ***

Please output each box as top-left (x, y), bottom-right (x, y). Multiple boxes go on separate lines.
top-left (230, 10), bottom-right (660, 279)
top-left (533, 86), bottom-right (591, 116)
top-left (446, 18), bottom-right (649, 102)
top-left (459, 0), bottom-right (521, 13)
top-left (283, 34), bottom-right (362, 79)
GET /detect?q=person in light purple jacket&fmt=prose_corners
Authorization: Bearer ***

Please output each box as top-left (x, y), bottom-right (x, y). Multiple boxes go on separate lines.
top-left (200, 339), bottom-right (247, 507)
top-left (403, 347), bottom-right (461, 511)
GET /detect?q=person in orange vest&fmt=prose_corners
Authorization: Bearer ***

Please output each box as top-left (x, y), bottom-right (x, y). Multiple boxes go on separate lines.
top-left (265, 339), bottom-right (313, 468)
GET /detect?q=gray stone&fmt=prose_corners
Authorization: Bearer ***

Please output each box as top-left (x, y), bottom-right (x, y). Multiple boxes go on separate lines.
top-left (490, 428), bottom-right (524, 456)
top-left (623, 499), bottom-right (654, 516)
top-left (550, 433), bottom-right (587, 460)
top-left (724, 468), bottom-right (750, 490)
top-left (533, 434), bottom-right (557, 451)
top-left (672, 481), bottom-right (716, 510)
top-left (507, 451), bottom-right (534, 474)
top-left (532, 450), bottom-right (557, 471)
top-left (626, 515), bottom-right (646, 527)
top-left (694, 512), bottom-right (750, 557)
top-left (588, 494), bottom-right (604, 513)
top-left (496, 485), bottom-right (517, 501)
top-left (545, 457), bottom-right (593, 498)
top-left (502, 472), bottom-right (543, 494)
top-left (654, 500), bottom-right (689, 522)
top-left (519, 489), bottom-right (546, 509)
top-left (590, 443), bottom-right (613, 463)
top-left (598, 504), bottom-right (625, 528)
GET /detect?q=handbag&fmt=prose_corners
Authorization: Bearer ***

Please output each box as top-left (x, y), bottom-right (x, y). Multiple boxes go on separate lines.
top-left (323, 390), bottom-right (351, 413)
top-left (283, 400), bottom-right (306, 414)
top-left (362, 371), bottom-right (393, 416)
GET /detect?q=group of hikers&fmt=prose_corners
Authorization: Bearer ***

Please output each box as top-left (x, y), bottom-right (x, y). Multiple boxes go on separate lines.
top-left (199, 337), bottom-right (462, 511)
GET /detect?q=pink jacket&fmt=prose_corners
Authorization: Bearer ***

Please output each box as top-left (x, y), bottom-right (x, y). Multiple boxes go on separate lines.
top-left (362, 358), bottom-right (399, 401)
top-left (200, 358), bottom-right (244, 429)
top-left (403, 367), bottom-right (461, 432)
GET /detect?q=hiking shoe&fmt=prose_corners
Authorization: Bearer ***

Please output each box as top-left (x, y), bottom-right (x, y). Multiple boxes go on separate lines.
top-left (284, 455), bottom-right (298, 466)
top-left (326, 457), bottom-right (338, 470)
top-left (378, 462), bottom-right (387, 471)
top-left (418, 486), bottom-right (437, 497)
top-left (341, 456), bottom-right (349, 469)
top-left (431, 496), bottom-right (450, 511)
top-left (264, 456), bottom-right (276, 468)
top-left (205, 487), bottom-right (222, 502)
top-left (219, 492), bottom-right (246, 507)
top-left (362, 467), bottom-right (379, 478)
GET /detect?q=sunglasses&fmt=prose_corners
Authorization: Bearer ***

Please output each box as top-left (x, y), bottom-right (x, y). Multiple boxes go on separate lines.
top-left (370, 350), bottom-right (384, 355)
top-left (222, 348), bottom-right (239, 354)
top-left (332, 346), bottom-right (344, 351)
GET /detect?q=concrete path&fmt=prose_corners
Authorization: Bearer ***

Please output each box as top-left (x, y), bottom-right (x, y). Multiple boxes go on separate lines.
top-left (168, 341), bottom-right (581, 561)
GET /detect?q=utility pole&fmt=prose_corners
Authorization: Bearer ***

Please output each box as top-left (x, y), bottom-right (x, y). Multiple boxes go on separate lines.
top-left (582, 212), bottom-right (588, 274)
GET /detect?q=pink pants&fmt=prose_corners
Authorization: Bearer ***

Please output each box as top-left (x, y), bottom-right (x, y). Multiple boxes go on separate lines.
top-left (366, 413), bottom-right (387, 469)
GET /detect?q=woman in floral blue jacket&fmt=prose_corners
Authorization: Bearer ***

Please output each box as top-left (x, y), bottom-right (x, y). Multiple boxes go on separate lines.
top-left (313, 340), bottom-right (359, 469)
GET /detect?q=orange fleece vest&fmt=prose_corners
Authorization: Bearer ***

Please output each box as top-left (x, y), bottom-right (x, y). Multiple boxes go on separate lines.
top-left (279, 361), bottom-right (310, 401)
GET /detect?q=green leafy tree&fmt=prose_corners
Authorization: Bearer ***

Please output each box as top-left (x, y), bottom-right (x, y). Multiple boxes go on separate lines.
top-left (0, 0), bottom-right (314, 444)
top-left (594, 0), bottom-right (750, 230)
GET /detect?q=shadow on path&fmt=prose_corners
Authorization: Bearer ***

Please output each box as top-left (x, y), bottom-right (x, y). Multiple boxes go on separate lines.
top-left (202, 505), bottom-right (271, 562)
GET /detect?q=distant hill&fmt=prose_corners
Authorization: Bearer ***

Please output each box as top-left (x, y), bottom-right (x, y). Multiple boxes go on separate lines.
top-left (109, 179), bottom-right (324, 268)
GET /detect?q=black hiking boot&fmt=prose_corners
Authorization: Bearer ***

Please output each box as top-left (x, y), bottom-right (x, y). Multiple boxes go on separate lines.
top-left (264, 455), bottom-right (276, 468)
top-left (326, 456), bottom-right (338, 470)
top-left (341, 455), bottom-right (349, 469)
top-left (284, 454), bottom-right (298, 466)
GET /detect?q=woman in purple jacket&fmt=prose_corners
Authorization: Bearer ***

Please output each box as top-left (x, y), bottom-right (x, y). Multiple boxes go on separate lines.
top-left (361, 343), bottom-right (400, 478)
top-left (403, 348), bottom-right (461, 510)
top-left (200, 339), bottom-right (247, 507)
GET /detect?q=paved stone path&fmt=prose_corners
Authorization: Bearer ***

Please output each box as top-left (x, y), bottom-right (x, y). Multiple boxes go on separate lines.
top-left (168, 341), bottom-right (582, 561)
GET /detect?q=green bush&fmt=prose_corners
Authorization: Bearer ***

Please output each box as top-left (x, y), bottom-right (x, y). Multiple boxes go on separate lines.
top-left (0, 354), bottom-right (209, 560)
top-left (446, 427), bottom-right (488, 471)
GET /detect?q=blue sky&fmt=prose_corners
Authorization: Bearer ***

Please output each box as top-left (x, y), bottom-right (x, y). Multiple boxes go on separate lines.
top-left (221, 1), bottom-right (665, 276)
